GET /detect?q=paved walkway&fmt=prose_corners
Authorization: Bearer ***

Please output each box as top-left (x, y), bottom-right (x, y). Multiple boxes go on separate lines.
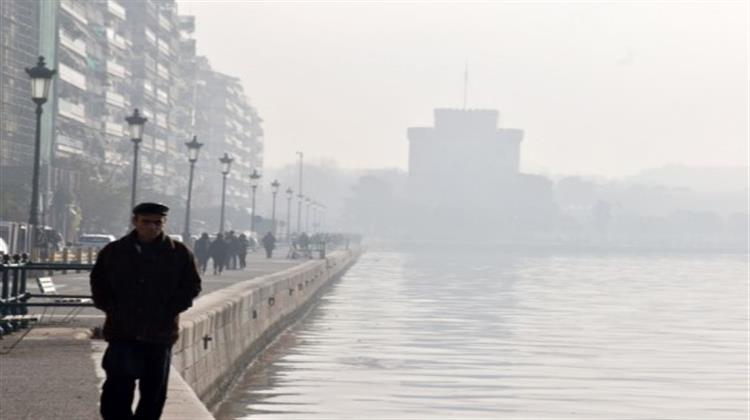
top-left (0, 248), bottom-right (310, 420)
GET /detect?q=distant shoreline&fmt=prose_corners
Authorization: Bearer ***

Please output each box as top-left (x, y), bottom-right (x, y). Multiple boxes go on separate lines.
top-left (363, 239), bottom-right (749, 256)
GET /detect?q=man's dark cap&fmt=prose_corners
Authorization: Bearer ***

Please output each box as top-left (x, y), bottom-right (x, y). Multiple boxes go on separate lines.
top-left (132, 202), bottom-right (169, 216)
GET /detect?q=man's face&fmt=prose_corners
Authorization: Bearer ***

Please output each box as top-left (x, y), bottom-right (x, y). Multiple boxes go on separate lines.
top-left (133, 214), bottom-right (166, 242)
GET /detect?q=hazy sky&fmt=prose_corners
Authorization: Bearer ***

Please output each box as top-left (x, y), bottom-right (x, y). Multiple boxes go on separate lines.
top-left (178, 1), bottom-right (748, 177)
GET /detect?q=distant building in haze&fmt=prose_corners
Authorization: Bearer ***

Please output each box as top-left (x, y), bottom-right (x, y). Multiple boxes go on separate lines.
top-left (406, 107), bottom-right (555, 237)
top-left (407, 108), bottom-right (524, 205)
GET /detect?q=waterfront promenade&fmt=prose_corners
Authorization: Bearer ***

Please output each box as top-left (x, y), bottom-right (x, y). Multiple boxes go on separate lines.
top-left (0, 247), bottom-right (306, 420)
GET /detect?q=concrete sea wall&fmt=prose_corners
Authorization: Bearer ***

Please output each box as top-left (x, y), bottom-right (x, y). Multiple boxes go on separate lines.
top-left (170, 249), bottom-right (360, 411)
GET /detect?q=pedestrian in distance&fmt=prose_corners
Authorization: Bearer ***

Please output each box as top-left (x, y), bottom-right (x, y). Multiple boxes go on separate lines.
top-left (298, 232), bottom-right (311, 258)
top-left (298, 232), bottom-right (310, 251)
top-left (237, 233), bottom-right (249, 269)
top-left (262, 231), bottom-right (277, 259)
top-left (90, 202), bottom-right (202, 420)
top-left (193, 232), bottom-right (211, 274)
top-left (209, 232), bottom-right (228, 275)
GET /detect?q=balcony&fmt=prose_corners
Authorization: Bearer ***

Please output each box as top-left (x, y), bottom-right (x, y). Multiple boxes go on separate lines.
top-left (106, 28), bottom-right (128, 50)
top-left (106, 60), bottom-right (127, 78)
top-left (157, 63), bottom-right (170, 80)
top-left (158, 39), bottom-right (171, 55)
top-left (60, 0), bottom-right (88, 25)
top-left (60, 31), bottom-right (87, 58)
top-left (156, 89), bottom-right (169, 104)
top-left (58, 98), bottom-right (86, 124)
top-left (145, 29), bottom-right (156, 45)
top-left (155, 114), bottom-right (168, 128)
top-left (56, 134), bottom-right (85, 156)
top-left (158, 15), bottom-right (172, 31)
top-left (59, 63), bottom-right (87, 91)
top-left (107, 0), bottom-right (126, 20)
top-left (105, 121), bottom-right (125, 137)
top-left (105, 91), bottom-right (126, 108)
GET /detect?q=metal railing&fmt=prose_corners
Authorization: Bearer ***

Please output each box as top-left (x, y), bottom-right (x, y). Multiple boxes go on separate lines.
top-left (0, 253), bottom-right (94, 337)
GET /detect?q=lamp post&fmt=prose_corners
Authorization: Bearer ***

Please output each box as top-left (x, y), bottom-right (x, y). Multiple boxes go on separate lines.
top-left (314, 202), bottom-right (322, 233)
top-left (219, 153), bottom-right (233, 233)
top-left (183, 136), bottom-right (203, 244)
top-left (310, 201), bottom-right (317, 233)
top-left (249, 169), bottom-right (262, 233)
top-left (125, 108), bottom-right (147, 211)
top-left (25, 56), bottom-right (56, 250)
top-left (320, 204), bottom-right (326, 232)
top-left (296, 151), bottom-right (303, 233)
top-left (270, 180), bottom-right (280, 236)
top-left (285, 187), bottom-right (293, 240)
top-left (305, 197), bottom-right (311, 233)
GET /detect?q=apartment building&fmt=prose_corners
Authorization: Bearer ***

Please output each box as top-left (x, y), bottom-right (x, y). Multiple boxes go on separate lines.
top-left (0, 0), bottom-right (39, 220)
top-left (194, 56), bottom-right (264, 221)
top-left (0, 0), bottom-right (264, 235)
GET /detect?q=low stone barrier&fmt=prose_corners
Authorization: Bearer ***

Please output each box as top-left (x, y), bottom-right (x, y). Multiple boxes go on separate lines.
top-left (171, 249), bottom-right (360, 411)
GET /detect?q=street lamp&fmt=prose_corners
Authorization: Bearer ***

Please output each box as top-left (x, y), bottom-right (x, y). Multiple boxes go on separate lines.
top-left (285, 187), bottom-right (293, 240)
top-left (25, 56), bottom-right (56, 250)
top-left (249, 169), bottom-right (262, 232)
top-left (319, 203), bottom-right (326, 232)
top-left (296, 151), bottom-right (303, 233)
top-left (125, 108), bottom-right (147, 210)
top-left (309, 200), bottom-right (318, 232)
top-left (219, 153), bottom-right (233, 233)
top-left (305, 197), bottom-right (312, 233)
top-left (270, 179), bottom-right (280, 236)
top-left (312, 201), bottom-right (320, 233)
top-left (183, 136), bottom-right (203, 244)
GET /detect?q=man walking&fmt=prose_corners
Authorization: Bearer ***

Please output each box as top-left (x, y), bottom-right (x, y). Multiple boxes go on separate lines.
top-left (90, 202), bottom-right (202, 420)
top-left (194, 232), bottom-right (211, 274)
top-left (209, 232), bottom-right (228, 275)
top-left (227, 231), bottom-right (240, 270)
top-left (237, 233), bottom-right (249, 269)
top-left (261, 231), bottom-right (276, 259)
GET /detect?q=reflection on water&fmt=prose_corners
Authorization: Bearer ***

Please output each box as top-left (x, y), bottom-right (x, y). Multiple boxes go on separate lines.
top-left (215, 251), bottom-right (749, 419)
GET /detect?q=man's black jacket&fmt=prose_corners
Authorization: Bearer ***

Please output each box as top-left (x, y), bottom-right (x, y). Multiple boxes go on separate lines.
top-left (90, 231), bottom-right (202, 344)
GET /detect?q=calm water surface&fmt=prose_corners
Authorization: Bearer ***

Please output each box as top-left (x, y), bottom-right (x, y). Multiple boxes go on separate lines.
top-left (215, 250), bottom-right (749, 419)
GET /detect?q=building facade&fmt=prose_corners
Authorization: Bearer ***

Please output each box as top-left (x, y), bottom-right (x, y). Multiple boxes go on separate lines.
top-left (0, 0), bottom-right (39, 220)
top-left (0, 0), bottom-right (264, 238)
top-left (192, 56), bottom-right (264, 232)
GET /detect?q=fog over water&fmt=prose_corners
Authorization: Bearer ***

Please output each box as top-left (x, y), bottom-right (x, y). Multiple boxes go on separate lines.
top-left (215, 250), bottom-right (748, 419)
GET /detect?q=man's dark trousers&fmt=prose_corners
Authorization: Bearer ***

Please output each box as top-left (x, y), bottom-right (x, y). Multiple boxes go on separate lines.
top-left (101, 340), bottom-right (172, 420)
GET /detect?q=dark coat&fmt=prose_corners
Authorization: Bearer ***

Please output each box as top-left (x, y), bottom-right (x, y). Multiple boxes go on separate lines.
top-left (262, 232), bottom-right (276, 250)
top-left (209, 237), bottom-right (228, 261)
top-left (194, 236), bottom-right (211, 261)
top-left (90, 231), bottom-right (202, 344)
top-left (237, 237), bottom-right (249, 255)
